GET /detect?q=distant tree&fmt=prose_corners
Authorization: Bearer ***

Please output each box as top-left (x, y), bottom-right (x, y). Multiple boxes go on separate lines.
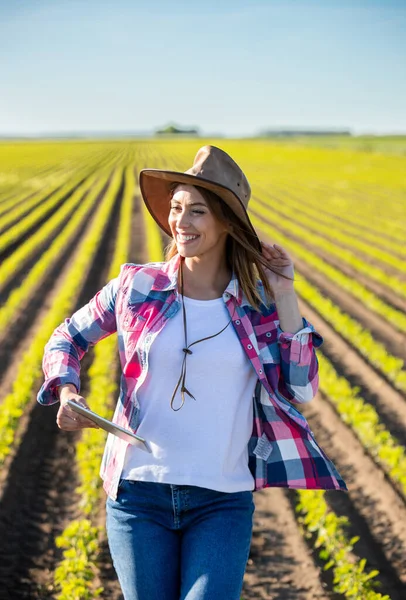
top-left (155, 123), bottom-right (199, 136)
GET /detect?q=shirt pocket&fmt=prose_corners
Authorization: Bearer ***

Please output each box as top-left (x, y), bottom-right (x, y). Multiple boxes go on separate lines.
top-left (256, 328), bottom-right (281, 365)
top-left (121, 309), bottom-right (147, 332)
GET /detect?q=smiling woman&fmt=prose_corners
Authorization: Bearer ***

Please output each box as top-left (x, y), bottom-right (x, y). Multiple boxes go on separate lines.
top-left (167, 184), bottom-right (230, 299)
top-left (38, 145), bottom-right (347, 600)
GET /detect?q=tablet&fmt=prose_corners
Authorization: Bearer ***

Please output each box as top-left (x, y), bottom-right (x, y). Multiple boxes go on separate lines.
top-left (67, 400), bottom-right (151, 453)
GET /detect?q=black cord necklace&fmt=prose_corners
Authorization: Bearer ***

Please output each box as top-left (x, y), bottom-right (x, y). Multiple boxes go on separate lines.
top-left (170, 258), bottom-right (235, 411)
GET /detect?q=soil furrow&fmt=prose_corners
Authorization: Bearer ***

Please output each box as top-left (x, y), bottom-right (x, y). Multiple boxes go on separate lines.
top-left (243, 487), bottom-right (333, 599)
top-left (0, 180), bottom-right (111, 305)
top-left (0, 187), bottom-right (109, 377)
top-left (0, 167), bottom-right (123, 598)
top-left (0, 403), bottom-right (81, 600)
top-left (256, 181), bottom-right (406, 261)
top-left (257, 228), bottom-right (406, 442)
top-left (97, 184), bottom-right (146, 599)
top-left (252, 195), bottom-right (406, 280)
top-left (252, 206), bottom-right (406, 312)
top-left (295, 295), bottom-right (406, 444)
top-left (291, 251), bottom-right (406, 360)
top-left (301, 393), bottom-right (406, 593)
top-left (0, 157), bottom-right (111, 265)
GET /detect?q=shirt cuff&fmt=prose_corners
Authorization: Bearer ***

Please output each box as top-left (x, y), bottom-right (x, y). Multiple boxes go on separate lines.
top-left (37, 373), bottom-right (81, 406)
top-left (277, 317), bottom-right (324, 363)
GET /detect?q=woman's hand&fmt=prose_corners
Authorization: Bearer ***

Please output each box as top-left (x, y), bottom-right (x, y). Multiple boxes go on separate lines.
top-left (56, 384), bottom-right (99, 431)
top-left (261, 241), bottom-right (295, 292)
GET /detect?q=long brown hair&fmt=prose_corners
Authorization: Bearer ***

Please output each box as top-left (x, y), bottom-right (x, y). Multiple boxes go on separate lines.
top-left (164, 183), bottom-right (294, 310)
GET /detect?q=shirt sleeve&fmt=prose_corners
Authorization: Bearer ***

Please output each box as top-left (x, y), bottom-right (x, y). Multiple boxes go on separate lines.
top-left (276, 316), bottom-right (324, 404)
top-left (37, 271), bottom-right (121, 406)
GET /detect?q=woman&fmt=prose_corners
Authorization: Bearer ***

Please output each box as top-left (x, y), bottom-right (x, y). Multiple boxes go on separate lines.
top-left (38, 145), bottom-right (347, 600)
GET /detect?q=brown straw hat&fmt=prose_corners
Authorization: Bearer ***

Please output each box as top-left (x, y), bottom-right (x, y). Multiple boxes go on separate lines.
top-left (139, 145), bottom-right (262, 253)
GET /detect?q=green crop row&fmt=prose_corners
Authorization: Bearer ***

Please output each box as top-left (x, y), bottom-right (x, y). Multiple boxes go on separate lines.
top-left (0, 172), bottom-right (112, 335)
top-left (249, 196), bottom-right (406, 301)
top-left (0, 154), bottom-right (119, 292)
top-left (0, 168), bottom-right (74, 230)
top-left (0, 161), bottom-right (71, 197)
top-left (0, 165), bottom-right (124, 465)
top-left (0, 150), bottom-right (117, 256)
top-left (295, 490), bottom-right (389, 599)
top-left (253, 188), bottom-right (406, 274)
top-left (254, 179), bottom-right (406, 260)
top-left (297, 276), bottom-right (406, 392)
top-left (249, 207), bottom-right (406, 334)
top-left (318, 351), bottom-right (406, 497)
top-left (53, 161), bottom-right (135, 599)
top-left (0, 164), bottom-right (74, 218)
top-left (250, 213), bottom-right (406, 393)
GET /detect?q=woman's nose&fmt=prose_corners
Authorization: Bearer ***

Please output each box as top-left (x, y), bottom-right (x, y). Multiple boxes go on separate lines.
top-left (177, 210), bottom-right (190, 228)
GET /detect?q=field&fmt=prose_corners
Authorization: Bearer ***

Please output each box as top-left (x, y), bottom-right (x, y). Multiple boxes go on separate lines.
top-left (0, 137), bottom-right (405, 600)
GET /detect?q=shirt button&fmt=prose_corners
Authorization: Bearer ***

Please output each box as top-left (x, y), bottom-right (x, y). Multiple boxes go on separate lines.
top-left (247, 344), bottom-right (253, 350)
top-left (266, 332), bottom-right (271, 337)
top-left (259, 369), bottom-right (263, 374)
top-left (224, 293), bottom-right (230, 299)
top-left (235, 319), bottom-right (241, 325)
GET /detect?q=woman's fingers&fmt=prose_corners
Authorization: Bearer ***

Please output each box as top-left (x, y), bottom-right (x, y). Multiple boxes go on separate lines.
top-left (261, 242), bottom-right (290, 261)
top-left (262, 241), bottom-right (282, 255)
top-left (57, 394), bottom-right (99, 430)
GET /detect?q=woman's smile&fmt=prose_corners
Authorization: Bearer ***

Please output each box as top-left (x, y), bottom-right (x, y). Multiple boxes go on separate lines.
top-left (176, 232), bottom-right (201, 244)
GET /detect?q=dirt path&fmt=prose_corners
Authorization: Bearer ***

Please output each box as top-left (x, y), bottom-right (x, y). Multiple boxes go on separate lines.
top-left (243, 488), bottom-right (333, 600)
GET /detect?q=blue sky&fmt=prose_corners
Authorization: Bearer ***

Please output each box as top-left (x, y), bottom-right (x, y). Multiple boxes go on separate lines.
top-left (1, 0), bottom-right (405, 136)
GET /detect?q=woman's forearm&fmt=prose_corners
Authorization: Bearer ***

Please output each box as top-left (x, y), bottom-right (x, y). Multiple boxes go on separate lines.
top-left (274, 288), bottom-right (304, 334)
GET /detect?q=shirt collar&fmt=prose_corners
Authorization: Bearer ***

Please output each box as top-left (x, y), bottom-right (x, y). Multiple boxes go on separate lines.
top-left (150, 254), bottom-right (243, 305)
top-left (150, 254), bottom-right (181, 292)
top-left (223, 271), bottom-right (243, 305)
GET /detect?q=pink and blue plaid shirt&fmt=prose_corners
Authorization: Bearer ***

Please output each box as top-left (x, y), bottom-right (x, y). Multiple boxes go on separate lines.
top-left (37, 254), bottom-right (347, 499)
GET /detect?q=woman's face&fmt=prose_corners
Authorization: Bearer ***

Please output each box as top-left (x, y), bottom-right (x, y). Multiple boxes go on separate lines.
top-left (168, 184), bottom-right (228, 260)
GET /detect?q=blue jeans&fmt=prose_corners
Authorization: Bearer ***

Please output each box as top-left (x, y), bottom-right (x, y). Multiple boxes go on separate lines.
top-left (106, 479), bottom-right (255, 600)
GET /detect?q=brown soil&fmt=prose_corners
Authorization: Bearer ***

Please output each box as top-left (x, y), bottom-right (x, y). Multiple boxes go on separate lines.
top-left (243, 488), bottom-right (334, 600)
top-left (1, 149), bottom-right (405, 599)
top-left (251, 202), bottom-right (406, 313)
top-left (259, 178), bottom-right (405, 256)
top-left (0, 169), bottom-right (124, 598)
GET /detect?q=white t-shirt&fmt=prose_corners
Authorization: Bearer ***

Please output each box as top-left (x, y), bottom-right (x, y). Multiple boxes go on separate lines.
top-left (121, 295), bottom-right (257, 492)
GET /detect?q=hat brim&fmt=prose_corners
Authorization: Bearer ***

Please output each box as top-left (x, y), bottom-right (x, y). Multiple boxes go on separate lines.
top-left (139, 169), bottom-right (262, 253)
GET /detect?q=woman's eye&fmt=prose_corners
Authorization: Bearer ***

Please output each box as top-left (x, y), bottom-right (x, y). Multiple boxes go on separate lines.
top-left (170, 206), bottom-right (205, 215)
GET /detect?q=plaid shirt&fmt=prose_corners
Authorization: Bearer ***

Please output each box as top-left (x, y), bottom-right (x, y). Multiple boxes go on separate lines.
top-left (37, 254), bottom-right (347, 499)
